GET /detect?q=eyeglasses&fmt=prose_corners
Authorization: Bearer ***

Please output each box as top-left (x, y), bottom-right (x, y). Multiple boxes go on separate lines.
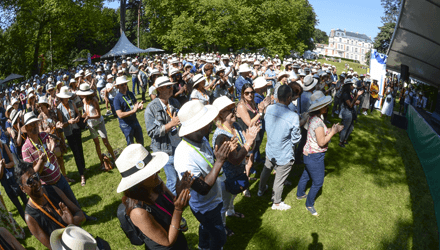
top-left (244, 91), bottom-right (255, 95)
top-left (25, 172), bottom-right (40, 187)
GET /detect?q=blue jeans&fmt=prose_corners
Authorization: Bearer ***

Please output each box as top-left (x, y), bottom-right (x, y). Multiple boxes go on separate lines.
top-left (163, 155), bottom-right (178, 196)
top-left (132, 77), bottom-right (140, 95)
top-left (340, 109), bottom-right (354, 143)
top-left (297, 152), bottom-right (325, 207)
top-left (191, 202), bottom-right (226, 250)
top-left (52, 175), bottom-right (81, 209)
top-left (109, 98), bottom-right (117, 118)
top-left (119, 121), bottom-right (144, 146)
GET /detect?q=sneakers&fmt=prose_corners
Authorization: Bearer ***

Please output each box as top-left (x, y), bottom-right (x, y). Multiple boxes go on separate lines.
top-left (272, 201), bottom-right (291, 211)
top-left (105, 110), bottom-right (112, 116)
top-left (306, 206), bottom-right (319, 216)
top-left (363, 111), bottom-right (368, 115)
top-left (257, 185), bottom-right (268, 197)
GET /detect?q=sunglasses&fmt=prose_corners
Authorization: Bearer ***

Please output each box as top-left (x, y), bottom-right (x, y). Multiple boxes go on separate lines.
top-left (166, 85), bottom-right (172, 89)
top-left (244, 91), bottom-right (255, 95)
top-left (25, 172), bottom-right (40, 187)
top-left (226, 107), bottom-right (236, 113)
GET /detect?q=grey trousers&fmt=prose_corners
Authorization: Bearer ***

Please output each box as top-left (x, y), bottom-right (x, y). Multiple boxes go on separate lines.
top-left (259, 158), bottom-right (294, 204)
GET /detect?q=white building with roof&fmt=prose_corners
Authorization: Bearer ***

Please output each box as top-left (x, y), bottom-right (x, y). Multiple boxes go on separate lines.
top-left (324, 29), bottom-right (373, 64)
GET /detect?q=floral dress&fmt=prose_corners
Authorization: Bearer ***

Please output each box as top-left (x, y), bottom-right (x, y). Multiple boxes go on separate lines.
top-left (303, 116), bottom-right (329, 156)
top-left (0, 195), bottom-right (25, 239)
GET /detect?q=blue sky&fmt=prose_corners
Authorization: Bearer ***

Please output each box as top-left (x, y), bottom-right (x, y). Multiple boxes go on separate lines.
top-left (104, 0), bottom-right (384, 41)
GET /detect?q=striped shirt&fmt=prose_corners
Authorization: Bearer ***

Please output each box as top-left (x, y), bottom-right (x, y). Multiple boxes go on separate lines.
top-left (22, 132), bottom-right (61, 185)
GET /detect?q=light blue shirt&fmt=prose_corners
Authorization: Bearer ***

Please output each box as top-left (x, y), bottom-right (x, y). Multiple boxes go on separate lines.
top-left (265, 69), bottom-right (276, 88)
top-left (264, 103), bottom-right (301, 165)
top-left (174, 137), bottom-right (222, 214)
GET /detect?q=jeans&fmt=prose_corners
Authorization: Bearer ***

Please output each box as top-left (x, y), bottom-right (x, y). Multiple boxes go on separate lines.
top-left (259, 158), bottom-right (293, 204)
top-left (119, 121), bottom-right (144, 146)
top-left (109, 98), bottom-right (117, 118)
top-left (97, 87), bottom-right (104, 103)
top-left (191, 202), bottom-right (226, 250)
top-left (332, 97), bottom-right (341, 114)
top-left (1, 171), bottom-right (28, 221)
top-left (340, 109), bottom-right (354, 143)
top-left (52, 175), bottom-right (81, 209)
top-left (221, 181), bottom-right (236, 226)
top-left (163, 155), bottom-right (178, 196)
top-left (66, 129), bottom-right (86, 175)
top-left (132, 77), bottom-right (140, 95)
top-left (297, 152), bottom-right (325, 207)
top-left (370, 97), bottom-right (377, 113)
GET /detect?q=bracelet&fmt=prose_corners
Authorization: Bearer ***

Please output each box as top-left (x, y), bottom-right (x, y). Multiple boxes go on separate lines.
top-left (175, 208), bottom-right (183, 212)
top-left (170, 224), bottom-right (181, 231)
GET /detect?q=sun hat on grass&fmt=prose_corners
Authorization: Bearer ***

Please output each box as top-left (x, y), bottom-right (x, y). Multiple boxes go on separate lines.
top-left (116, 144), bottom-right (169, 193)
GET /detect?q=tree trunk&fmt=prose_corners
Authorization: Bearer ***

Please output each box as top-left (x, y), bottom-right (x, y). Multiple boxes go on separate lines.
top-left (120, 0), bottom-right (126, 34)
top-left (32, 23), bottom-right (44, 75)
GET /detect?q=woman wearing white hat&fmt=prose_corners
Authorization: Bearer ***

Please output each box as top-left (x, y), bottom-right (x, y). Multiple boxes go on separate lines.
top-left (26, 93), bottom-right (39, 116)
top-left (56, 86), bottom-right (87, 185)
top-left (212, 96), bottom-right (260, 234)
top-left (190, 74), bottom-right (210, 105)
top-left (117, 144), bottom-right (191, 249)
top-left (77, 83), bottom-right (116, 172)
top-left (296, 91), bottom-right (343, 216)
top-left (103, 74), bottom-right (117, 117)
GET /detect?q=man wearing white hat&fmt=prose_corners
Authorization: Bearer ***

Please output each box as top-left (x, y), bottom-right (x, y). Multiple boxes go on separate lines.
top-left (235, 64), bottom-right (253, 100)
top-left (144, 76), bottom-right (181, 195)
top-left (114, 76), bottom-right (144, 146)
top-left (174, 100), bottom-right (233, 250)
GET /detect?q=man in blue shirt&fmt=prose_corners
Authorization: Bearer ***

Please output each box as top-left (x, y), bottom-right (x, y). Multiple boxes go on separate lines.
top-left (258, 85), bottom-right (301, 211)
top-left (113, 76), bottom-right (144, 146)
top-left (265, 63), bottom-right (276, 95)
top-left (235, 64), bottom-right (252, 100)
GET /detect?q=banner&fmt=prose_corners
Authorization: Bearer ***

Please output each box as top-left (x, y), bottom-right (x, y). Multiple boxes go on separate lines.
top-left (369, 49), bottom-right (388, 109)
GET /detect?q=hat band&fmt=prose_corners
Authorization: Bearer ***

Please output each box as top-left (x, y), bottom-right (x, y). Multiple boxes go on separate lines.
top-left (157, 80), bottom-right (171, 88)
top-left (61, 238), bottom-right (73, 250)
top-left (182, 106), bottom-right (208, 127)
top-left (25, 115), bottom-right (38, 125)
top-left (304, 79), bottom-right (314, 87)
top-left (310, 95), bottom-right (328, 106)
top-left (120, 154), bottom-right (153, 178)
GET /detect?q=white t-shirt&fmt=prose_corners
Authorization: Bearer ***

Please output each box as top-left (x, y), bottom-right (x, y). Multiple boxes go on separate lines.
top-left (174, 137), bottom-right (222, 214)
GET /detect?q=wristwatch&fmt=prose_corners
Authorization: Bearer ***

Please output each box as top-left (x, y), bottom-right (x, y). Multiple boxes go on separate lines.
top-left (259, 112), bottom-right (263, 116)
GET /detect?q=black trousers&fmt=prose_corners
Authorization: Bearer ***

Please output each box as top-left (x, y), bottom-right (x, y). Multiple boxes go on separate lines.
top-left (66, 129), bottom-right (86, 175)
top-left (370, 97), bottom-right (377, 113)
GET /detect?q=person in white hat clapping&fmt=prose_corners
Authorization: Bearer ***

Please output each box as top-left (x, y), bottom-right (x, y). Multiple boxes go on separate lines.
top-left (113, 76), bottom-right (144, 146)
top-left (144, 76), bottom-right (181, 196)
top-left (235, 64), bottom-right (253, 100)
top-left (174, 100), bottom-right (234, 250)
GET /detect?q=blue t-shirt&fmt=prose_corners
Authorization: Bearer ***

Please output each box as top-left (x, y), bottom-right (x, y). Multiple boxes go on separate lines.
top-left (113, 91), bottom-right (138, 126)
top-left (254, 93), bottom-right (264, 105)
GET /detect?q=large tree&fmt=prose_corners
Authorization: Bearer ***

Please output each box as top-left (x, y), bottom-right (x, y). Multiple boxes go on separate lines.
top-left (313, 28), bottom-right (329, 44)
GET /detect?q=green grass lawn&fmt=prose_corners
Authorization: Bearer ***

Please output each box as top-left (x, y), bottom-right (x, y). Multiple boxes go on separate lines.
top-left (1, 72), bottom-right (438, 249)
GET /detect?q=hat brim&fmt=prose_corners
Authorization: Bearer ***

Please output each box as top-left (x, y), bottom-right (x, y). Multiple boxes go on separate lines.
top-left (50, 225), bottom-right (99, 250)
top-left (179, 105), bottom-right (218, 137)
top-left (77, 90), bottom-right (94, 96)
top-left (277, 73), bottom-right (289, 81)
top-left (117, 152), bottom-right (169, 193)
top-left (303, 78), bottom-right (318, 91)
top-left (56, 93), bottom-right (73, 99)
top-left (115, 80), bottom-right (129, 86)
top-left (11, 110), bottom-right (22, 126)
top-left (308, 96), bottom-right (333, 112)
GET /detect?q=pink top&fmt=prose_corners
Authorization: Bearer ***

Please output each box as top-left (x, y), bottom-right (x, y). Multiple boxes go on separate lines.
top-left (22, 132), bottom-right (61, 185)
top-left (303, 116), bottom-right (329, 156)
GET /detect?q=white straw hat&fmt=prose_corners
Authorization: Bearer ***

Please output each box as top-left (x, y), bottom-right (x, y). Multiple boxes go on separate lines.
top-left (169, 68), bottom-right (180, 76)
top-left (50, 225), bottom-right (98, 250)
top-left (10, 109), bottom-right (21, 125)
top-left (23, 111), bottom-right (41, 126)
top-left (253, 77), bottom-right (268, 89)
top-left (46, 84), bottom-right (55, 91)
top-left (178, 100), bottom-right (219, 137)
top-left (212, 96), bottom-right (235, 113)
top-left (238, 64), bottom-right (251, 73)
top-left (38, 96), bottom-right (49, 105)
top-left (308, 91), bottom-right (333, 112)
top-left (192, 74), bottom-right (206, 88)
top-left (116, 144), bottom-right (169, 193)
top-left (77, 83), bottom-right (94, 96)
top-left (303, 75), bottom-right (318, 91)
top-left (11, 98), bottom-right (19, 106)
top-left (107, 74), bottom-right (114, 79)
top-left (155, 76), bottom-right (175, 88)
top-left (56, 86), bottom-right (73, 99)
top-left (277, 71), bottom-right (289, 81)
top-left (115, 76), bottom-right (129, 86)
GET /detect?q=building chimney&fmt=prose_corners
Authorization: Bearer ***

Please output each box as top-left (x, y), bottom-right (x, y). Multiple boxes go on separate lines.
top-left (344, 29), bottom-right (346, 32)
top-left (356, 32), bottom-right (358, 34)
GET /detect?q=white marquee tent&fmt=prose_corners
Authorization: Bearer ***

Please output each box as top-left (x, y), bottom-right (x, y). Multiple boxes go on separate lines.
top-left (101, 31), bottom-right (148, 58)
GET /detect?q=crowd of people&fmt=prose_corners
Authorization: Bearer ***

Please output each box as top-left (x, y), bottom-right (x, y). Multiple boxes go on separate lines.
top-left (0, 52), bottom-right (418, 249)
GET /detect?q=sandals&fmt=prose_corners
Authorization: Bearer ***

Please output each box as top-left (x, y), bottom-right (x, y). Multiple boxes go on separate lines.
top-left (225, 226), bottom-right (235, 237)
top-left (227, 212), bottom-right (245, 218)
top-left (242, 190), bottom-right (251, 198)
top-left (81, 176), bottom-right (86, 186)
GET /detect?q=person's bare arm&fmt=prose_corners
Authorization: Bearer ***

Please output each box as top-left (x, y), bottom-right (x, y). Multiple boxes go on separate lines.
top-left (26, 214), bottom-right (52, 249)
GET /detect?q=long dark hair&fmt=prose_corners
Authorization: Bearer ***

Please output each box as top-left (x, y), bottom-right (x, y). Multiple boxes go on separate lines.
top-left (122, 183), bottom-right (163, 216)
top-left (240, 83), bottom-right (254, 102)
top-left (342, 83), bottom-right (352, 94)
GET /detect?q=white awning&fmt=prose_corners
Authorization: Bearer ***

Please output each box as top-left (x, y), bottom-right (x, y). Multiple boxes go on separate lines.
top-left (101, 32), bottom-right (148, 58)
top-left (386, 0), bottom-right (440, 88)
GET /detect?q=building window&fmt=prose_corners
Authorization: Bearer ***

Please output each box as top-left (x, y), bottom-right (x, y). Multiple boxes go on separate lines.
top-left (355, 48), bottom-right (358, 53)
top-left (355, 55), bottom-right (358, 60)
top-left (362, 49), bottom-right (364, 54)
top-left (339, 38), bottom-right (342, 42)
top-left (347, 46), bottom-right (349, 51)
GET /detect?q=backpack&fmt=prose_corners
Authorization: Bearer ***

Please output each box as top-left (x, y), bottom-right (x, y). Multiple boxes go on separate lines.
top-left (116, 203), bottom-right (145, 246)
